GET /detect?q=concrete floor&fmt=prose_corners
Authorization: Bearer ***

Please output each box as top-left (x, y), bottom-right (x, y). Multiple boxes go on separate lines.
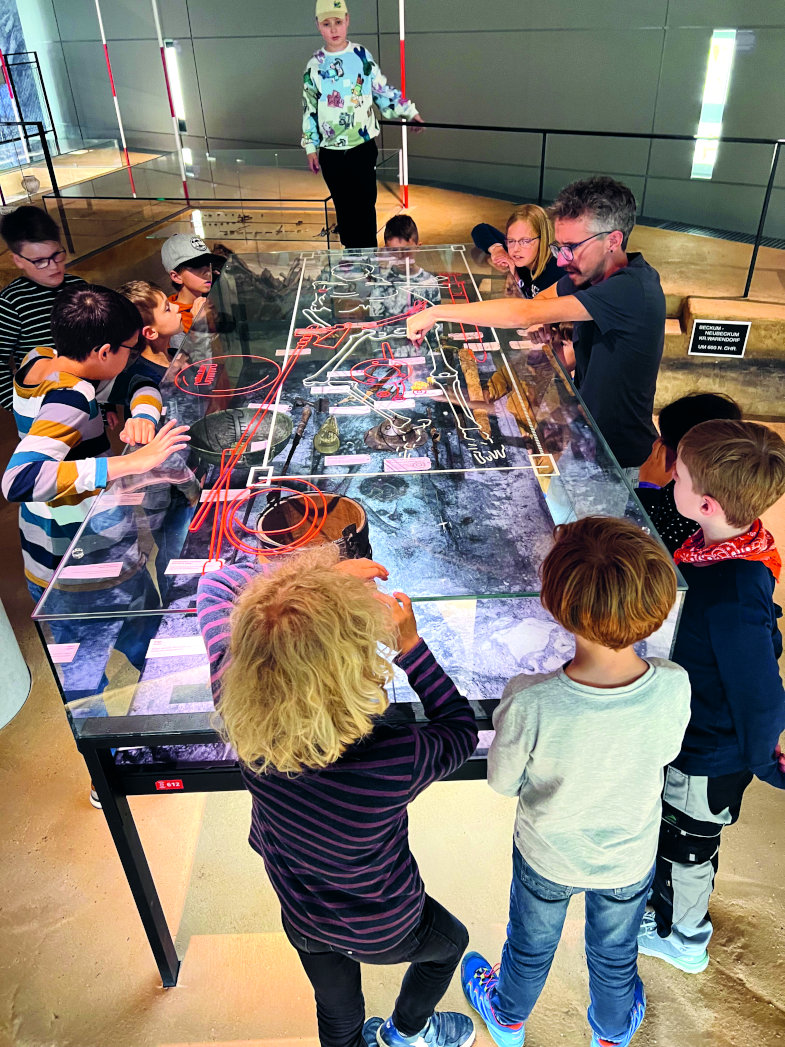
top-left (1, 182), bottom-right (785, 1047)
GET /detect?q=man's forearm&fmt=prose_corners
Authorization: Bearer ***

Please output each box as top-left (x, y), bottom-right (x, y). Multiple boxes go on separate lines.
top-left (426, 294), bottom-right (589, 330)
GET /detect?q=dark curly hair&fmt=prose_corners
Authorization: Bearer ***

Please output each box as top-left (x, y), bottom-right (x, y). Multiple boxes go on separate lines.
top-left (550, 176), bottom-right (637, 248)
top-left (52, 285), bottom-right (142, 362)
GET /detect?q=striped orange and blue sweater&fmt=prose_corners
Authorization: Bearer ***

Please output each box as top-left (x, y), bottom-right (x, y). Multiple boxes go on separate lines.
top-left (1, 346), bottom-right (162, 586)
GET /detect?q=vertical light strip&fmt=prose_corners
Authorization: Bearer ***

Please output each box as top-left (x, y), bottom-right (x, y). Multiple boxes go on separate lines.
top-left (150, 0), bottom-right (190, 203)
top-left (398, 0), bottom-right (409, 209)
top-left (691, 28), bottom-right (736, 180)
top-left (93, 0), bottom-right (136, 196)
top-left (0, 47), bottom-right (31, 163)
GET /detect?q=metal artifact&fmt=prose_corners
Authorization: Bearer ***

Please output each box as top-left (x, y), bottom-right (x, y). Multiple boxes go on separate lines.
top-left (313, 416), bottom-right (341, 455)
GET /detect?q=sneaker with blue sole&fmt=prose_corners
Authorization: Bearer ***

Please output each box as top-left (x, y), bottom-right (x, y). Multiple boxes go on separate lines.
top-left (637, 911), bottom-right (709, 974)
top-left (589, 977), bottom-right (646, 1047)
top-left (460, 951), bottom-right (525, 1047)
top-left (377, 1012), bottom-right (475, 1047)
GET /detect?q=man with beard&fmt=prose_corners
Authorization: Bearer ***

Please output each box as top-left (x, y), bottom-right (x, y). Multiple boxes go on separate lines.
top-left (407, 177), bottom-right (665, 479)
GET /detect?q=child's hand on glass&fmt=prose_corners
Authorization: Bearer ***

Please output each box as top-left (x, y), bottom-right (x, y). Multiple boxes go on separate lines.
top-left (376, 590), bottom-right (420, 654)
top-left (333, 558), bottom-right (389, 583)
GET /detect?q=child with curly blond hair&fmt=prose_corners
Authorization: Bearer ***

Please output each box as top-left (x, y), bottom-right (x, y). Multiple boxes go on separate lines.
top-left (196, 546), bottom-right (477, 1047)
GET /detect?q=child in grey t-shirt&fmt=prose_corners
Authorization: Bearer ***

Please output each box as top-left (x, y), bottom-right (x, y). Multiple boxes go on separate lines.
top-left (462, 517), bottom-right (691, 1047)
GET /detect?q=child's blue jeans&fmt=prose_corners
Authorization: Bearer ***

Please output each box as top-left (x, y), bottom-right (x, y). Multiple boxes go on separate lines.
top-left (492, 847), bottom-right (654, 1044)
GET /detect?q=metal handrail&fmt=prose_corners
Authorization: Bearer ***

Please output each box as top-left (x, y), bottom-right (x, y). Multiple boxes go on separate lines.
top-left (0, 119), bottom-right (72, 251)
top-left (381, 119), bottom-right (784, 299)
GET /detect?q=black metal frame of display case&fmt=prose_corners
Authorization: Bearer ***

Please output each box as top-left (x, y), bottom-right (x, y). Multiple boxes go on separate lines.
top-left (31, 242), bottom-right (685, 990)
top-left (61, 695), bottom-right (492, 988)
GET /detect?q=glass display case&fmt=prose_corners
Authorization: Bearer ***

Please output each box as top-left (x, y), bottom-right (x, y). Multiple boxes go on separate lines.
top-left (32, 243), bottom-right (685, 984)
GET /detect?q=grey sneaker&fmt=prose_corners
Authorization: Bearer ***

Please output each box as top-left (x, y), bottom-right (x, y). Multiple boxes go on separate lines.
top-left (637, 911), bottom-right (708, 973)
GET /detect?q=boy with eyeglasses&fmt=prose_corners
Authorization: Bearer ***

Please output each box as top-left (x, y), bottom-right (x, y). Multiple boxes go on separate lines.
top-left (2, 285), bottom-right (189, 604)
top-left (407, 177), bottom-right (665, 479)
top-left (0, 205), bottom-right (86, 411)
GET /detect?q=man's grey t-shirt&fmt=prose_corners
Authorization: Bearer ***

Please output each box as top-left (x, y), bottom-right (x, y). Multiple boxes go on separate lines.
top-left (489, 658), bottom-right (691, 889)
top-left (557, 253), bottom-right (665, 469)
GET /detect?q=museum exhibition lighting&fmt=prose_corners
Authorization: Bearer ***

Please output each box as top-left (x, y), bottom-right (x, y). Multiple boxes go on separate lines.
top-left (191, 209), bottom-right (204, 238)
top-left (163, 41), bottom-right (187, 130)
top-left (691, 28), bottom-right (736, 180)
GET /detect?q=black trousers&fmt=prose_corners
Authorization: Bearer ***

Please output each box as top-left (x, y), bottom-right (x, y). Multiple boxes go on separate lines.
top-left (319, 139), bottom-right (379, 249)
top-left (282, 894), bottom-right (469, 1047)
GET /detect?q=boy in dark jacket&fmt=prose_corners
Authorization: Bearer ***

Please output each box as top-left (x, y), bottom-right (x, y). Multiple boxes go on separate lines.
top-left (639, 419), bottom-right (785, 973)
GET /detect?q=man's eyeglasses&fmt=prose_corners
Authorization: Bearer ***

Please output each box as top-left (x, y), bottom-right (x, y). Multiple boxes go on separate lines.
top-left (18, 248), bottom-right (66, 270)
top-left (506, 236), bottom-right (539, 248)
top-left (548, 231), bottom-right (615, 262)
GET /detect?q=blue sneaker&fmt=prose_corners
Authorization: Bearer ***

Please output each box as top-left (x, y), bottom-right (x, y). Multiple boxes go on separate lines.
top-left (637, 911), bottom-right (709, 973)
top-left (461, 951), bottom-right (525, 1047)
top-left (363, 1018), bottom-right (385, 1046)
top-left (377, 1012), bottom-right (475, 1047)
top-left (589, 978), bottom-right (646, 1047)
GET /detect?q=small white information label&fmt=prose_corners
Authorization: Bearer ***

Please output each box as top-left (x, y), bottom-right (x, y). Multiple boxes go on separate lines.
top-left (59, 562), bottom-right (123, 580)
top-left (102, 491), bottom-right (146, 506)
top-left (48, 642), bottom-right (79, 664)
top-left (311, 383), bottom-right (351, 395)
top-left (373, 398), bottom-right (414, 411)
top-left (384, 457), bottom-right (431, 473)
top-left (330, 405), bottom-right (370, 415)
top-left (324, 454), bottom-right (372, 466)
top-left (248, 402), bottom-right (292, 412)
top-left (199, 488), bottom-right (244, 502)
top-left (249, 440), bottom-right (268, 452)
top-left (146, 636), bottom-right (206, 659)
top-left (277, 347), bottom-right (311, 356)
top-left (165, 558), bottom-right (224, 576)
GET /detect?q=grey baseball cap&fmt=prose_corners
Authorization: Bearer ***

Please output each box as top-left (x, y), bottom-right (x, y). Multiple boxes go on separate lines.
top-left (161, 233), bottom-right (221, 272)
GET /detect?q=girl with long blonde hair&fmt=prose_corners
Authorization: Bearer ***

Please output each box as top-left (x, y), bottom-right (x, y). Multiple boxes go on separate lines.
top-left (472, 203), bottom-right (561, 298)
top-left (197, 545), bottom-right (478, 1047)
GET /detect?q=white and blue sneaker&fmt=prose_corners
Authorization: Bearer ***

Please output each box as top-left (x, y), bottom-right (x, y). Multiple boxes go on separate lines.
top-left (589, 977), bottom-right (646, 1047)
top-left (377, 1011), bottom-right (475, 1047)
top-left (637, 911), bottom-right (709, 973)
top-left (461, 951), bottom-right (525, 1047)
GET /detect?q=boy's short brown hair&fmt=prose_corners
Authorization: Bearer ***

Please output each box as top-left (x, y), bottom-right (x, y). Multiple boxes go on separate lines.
top-left (117, 280), bottom-right (166, 332)
top-left (678, 419), bottom-right (785, 528)
top-left (540, 516), bottom-right (677, 651)
top-left (384, 214), bottom-right (418, 244)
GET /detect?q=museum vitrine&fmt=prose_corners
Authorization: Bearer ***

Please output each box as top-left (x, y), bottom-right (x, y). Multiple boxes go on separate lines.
top-left (34, 243), bottom-right (685, 771)
top-left (30, 242), bottom-right (685, 984)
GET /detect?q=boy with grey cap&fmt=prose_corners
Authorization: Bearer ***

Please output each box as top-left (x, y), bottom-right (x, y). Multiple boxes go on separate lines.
top-left (161, 232), bottom-right (221, 334)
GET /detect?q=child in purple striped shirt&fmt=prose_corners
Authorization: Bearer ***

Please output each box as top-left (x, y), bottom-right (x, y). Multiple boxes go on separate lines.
top-left (196, 545), bottom-right (478, 1047)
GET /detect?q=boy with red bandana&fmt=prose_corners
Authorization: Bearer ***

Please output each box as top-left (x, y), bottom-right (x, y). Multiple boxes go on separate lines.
top-left (639, 419), bottom-right (785, 975)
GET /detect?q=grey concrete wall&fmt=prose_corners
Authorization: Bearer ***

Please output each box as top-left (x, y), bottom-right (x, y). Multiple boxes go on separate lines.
top-left (19, 0), bottom-right (785, 237)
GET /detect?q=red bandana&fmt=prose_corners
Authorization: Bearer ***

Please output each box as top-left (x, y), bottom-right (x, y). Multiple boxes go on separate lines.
top-left (674, 519), bottom-right (781, 582)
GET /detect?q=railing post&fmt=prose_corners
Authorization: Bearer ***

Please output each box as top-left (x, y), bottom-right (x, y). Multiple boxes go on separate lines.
top-left (37, 121), bottom-right (75, 253)
top-left (33, 50), bottom-right (60, 153)
top-left (538, 132), bottom-right (547, 205)
top-left (743, 140), bottom-right (781, 299)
